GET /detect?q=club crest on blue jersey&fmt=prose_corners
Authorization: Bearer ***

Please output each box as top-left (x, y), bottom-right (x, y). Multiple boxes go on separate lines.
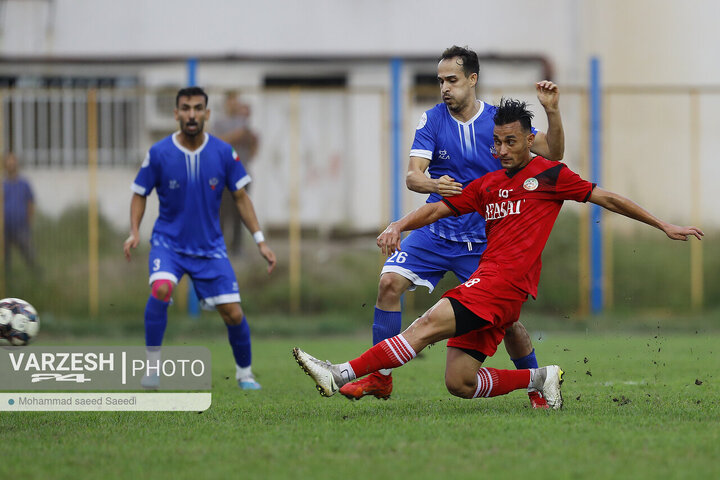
top-left (490, 144), bottom-right (499, 159)
top-left (416, 112), bottom-right (427, 130)
top-left (209, 177), bottom-right (219, 190)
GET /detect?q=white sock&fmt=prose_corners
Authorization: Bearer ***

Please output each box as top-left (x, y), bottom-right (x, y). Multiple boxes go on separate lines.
top-left (337, 362), bottom-right (356, 383)
top-left (529, 368), bottom-right (540, 389)
top-left (145, 347), bottom-right (161, 376)
top-left (236, 365), bottom-right (253, 381)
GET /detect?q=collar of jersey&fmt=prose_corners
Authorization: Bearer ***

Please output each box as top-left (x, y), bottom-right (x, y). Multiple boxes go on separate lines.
top-left (172, 132), bottom-right (209, 155)
top-left (505, 155), bottom-right (537, 178)
top-left (447, 100), bottom-right (485, 126)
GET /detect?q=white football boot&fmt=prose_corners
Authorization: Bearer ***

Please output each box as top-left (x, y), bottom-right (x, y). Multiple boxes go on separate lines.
top-left (533, 365), bottom-right (564, 410)
top-left (292, 347), bottom-right (351, 397)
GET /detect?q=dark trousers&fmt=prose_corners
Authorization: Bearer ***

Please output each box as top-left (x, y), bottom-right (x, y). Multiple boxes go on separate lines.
top-left (4, 227), bottom-right (37, 272)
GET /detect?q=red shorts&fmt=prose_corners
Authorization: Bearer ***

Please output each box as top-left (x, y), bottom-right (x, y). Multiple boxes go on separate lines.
top-left (443, 269), bottom-right (527, 358)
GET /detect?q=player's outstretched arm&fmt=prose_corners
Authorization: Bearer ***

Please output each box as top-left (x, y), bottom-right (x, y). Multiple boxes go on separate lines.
top-left (377, 201), bottom-right (453, 256)
top-left (232, 188), bottom-right (277, 273)
top-left (530, 81), bottom-right (565, 161)
top-left (588, 187), bottom-right (704, 241)
top-left (406, 156), bottom-right (463, 197)
top-left (123, 193), bottom-right (147, 261)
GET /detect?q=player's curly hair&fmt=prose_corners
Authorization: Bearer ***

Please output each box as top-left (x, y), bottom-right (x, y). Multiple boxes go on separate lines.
top-left (440, 46), bottom-right (479, 78)
top-left (176, 86), bottom-right (208, 107)
top-left (494, 97), bottom-right (534, 132)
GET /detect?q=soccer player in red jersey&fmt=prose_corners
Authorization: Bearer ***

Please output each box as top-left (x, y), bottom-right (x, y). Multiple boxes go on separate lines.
top-left (340, 46), bottom-right (563, 408)
top-left (293, 98), bottom-right (703, 409)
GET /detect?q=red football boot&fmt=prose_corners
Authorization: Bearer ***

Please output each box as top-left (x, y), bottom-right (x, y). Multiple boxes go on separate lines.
top-left (339, 372), bottom-right (393, 400)
top-left (529, 389), bottom-right (550, 409)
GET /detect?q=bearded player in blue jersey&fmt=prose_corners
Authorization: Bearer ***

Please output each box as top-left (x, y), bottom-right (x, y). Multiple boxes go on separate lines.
top-left (124, 86), bottom-right (276, 390)
top-left (340, 46), bottom-right (564, 408)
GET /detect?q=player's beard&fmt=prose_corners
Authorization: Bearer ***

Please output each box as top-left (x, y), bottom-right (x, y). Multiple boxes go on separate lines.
top-left (181, 119), bottom-right (204, 137)
top-left (443, 94), bottom-right (468, 114)
top-left (443, 95), bottom-right (458, 111)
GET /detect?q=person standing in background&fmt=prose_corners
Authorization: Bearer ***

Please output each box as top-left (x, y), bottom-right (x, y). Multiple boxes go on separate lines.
top-left (3, 152), bottom-right (37, 277)
top-left (214, 92), bottom-right (259, 255)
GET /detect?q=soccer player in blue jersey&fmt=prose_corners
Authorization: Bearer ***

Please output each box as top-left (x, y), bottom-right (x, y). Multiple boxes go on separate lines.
top-left (123, 86), bottom-right (276, 390)
top-left (339, 46), bottom-right (564, 408)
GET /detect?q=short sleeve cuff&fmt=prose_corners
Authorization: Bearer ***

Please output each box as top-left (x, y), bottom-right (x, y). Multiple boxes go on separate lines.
top-left (234, 174), bottom-right (252, 191)
top-left (131, 183), bottom-right (147, 195)
top-left (410, 149), bottom-right (433, 160)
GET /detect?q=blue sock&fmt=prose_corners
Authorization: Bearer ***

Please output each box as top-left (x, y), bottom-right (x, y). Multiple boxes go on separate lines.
top-left (372, 307), bottom-right (402, 345)
top-left (144, 296), bottom-right (169, 347)
top-left (226, 317), bottom-right (251, 368)
top-left (512, 348), bottom-right (539, 370)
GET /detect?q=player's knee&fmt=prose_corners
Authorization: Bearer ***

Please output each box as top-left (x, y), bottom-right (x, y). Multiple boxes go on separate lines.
top-left (217, 303), bottom-right (244, 325)
top-left (445, 374), bottom-right (475, 399)
top-left (151, 279), bottom-right (174, 302)
top-left (377, 274), bottom-right (406, 303)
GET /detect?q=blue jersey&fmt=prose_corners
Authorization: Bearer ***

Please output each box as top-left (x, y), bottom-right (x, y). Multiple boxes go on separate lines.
top-left (3, 177), bottom-right (33, 230)
top-left (410, 102), bottom-right (536, 244)
top-left (131, 132), bottom-right (251, 258)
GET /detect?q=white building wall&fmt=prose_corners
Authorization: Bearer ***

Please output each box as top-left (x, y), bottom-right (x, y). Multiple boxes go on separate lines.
top-left (1, 1), bottom-right (577, 66)
top-left (2, 0), bottom-right (718, 229)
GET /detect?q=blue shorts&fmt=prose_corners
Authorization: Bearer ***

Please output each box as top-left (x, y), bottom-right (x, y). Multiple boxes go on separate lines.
top-left (148, 244), bottom-right (240, 307)
top-left (380, 226), bottom-right (486, 292)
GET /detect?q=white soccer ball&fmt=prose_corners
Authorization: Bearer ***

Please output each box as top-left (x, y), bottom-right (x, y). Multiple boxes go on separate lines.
top-left (0, 297), bottom-right (40, 345)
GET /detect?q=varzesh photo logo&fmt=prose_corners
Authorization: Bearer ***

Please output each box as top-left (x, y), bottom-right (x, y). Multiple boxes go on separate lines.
top-left (0, 345), bottom-right (212, 411)
top-left (0, 346), bottom-right (212, 391)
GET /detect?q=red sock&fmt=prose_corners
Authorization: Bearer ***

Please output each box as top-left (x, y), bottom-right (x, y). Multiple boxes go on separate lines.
top-left (349, 335), bottom-right (416, 377)
top-left (472, 367), bottom-right (531, 398)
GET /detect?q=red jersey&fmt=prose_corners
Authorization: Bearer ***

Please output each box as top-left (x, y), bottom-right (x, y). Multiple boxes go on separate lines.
top-left (442, 156), bottom-right (595, 298)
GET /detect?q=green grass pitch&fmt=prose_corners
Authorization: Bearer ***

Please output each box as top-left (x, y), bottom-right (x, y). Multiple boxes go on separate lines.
top-left (1, 332), bottom-right (718, 480)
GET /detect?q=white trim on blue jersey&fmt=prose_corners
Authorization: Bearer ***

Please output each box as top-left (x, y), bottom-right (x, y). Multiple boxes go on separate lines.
top-left (131, 183), bottom-right (146, 195)
top-left (409, 149), bottom-right (433, 159)
top-left (235, 174), bottom-right (251, 191)
top-left (171, 131), bottom-right (210, 155)
top-left (148, 271), bottom-right (180, 285)
top-left (172, 132), bottom-right (210, 185)
top-left (201, 293), bottom-right (242, 307)
top-left (381, 265), bottom-right (436, 293)
top-left (456, 100), bottom-right (485, 124)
